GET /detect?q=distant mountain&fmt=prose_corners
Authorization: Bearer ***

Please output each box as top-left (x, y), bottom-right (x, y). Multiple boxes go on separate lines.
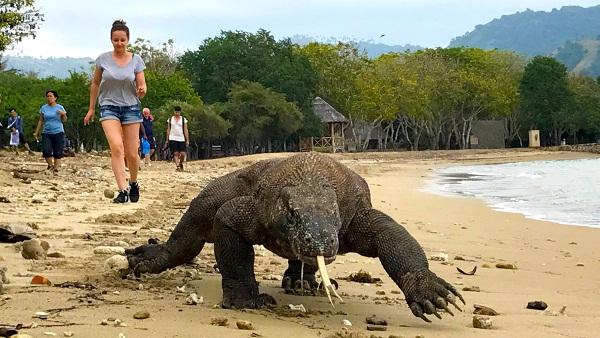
top-left (290, 35), bottom-right (424, 57)
top-left (449, 5), bottom-right (600, 57)
top-left (553, 38), bottom-right (600, 77)
top-left (1, 55), bottom-right (93, 78)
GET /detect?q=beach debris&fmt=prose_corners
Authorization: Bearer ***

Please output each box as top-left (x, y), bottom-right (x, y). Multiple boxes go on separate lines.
top-left (543, 305), bottom-right (567, 316)
top-left (457, 266), bottom-right (477, 275)
top-left (0, 327), bottom-right (19, 337)
top-left (526, 301), bottom-right (548, 310)
top-left (31, 275), bottom-right (52, 285)
top-left (185, 293), bottom-right (203, 305)
top-left (104, 255), bottom-right (131, 278)
top-left (341, 319), bottom-right (352, 326)
top-left (365, 315), bottom-right (387, 326)
top-left (345, 270), bottom-right (381, 283)
top-left (569, 241), bottom-right (577, 245)
top-left (63, 331), bottom-right (75, 337)
top-left (93, 246), bottom-right (125, 255)
top-left (546, 238), bottom-right (556, 242)
top-left (103, 189), bottom-right (115, 199)
top-left (472, 315), bottom-right (493, 329)
top-left (42, 332), bottom-right (57, 336)
top-left (495, 263), bottom-right (517, 270)
top-left (113, 319), bottom-right (127, 327)
top-left (21, 239), bottom-right (47, 260)
top-left (481, 264), bottom-right (491, 268)
top-left (429, 252), bottom-right (448, 262)
top-left (176, 285), bottom-right (186, 293)
top-left (211, 316), bottom-right (228, 326)
top-left (576, 262), bottom-right (584, 267)
top-left (0, 266), bottom-right (7, 294)
top-left (473, 304), bottom-right (499, 316)
top-left (462, 286), bottom-right (481, 292)
top-left (366, 325), bottom-right (387, 331)
top-left (0, 223), bottom-right (36, 243)
top-left (133, 310), bottom-right (150, 319)
top-left (236, 320), bottom-right (253, 330)
top-left (35, 311), bottom-right (49, 319)
top-left (288, 304), bottom-right (307, 312)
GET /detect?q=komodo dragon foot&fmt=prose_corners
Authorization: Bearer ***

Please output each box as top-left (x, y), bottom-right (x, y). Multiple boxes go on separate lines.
top-left (125, 244), bottom-right (172, 276)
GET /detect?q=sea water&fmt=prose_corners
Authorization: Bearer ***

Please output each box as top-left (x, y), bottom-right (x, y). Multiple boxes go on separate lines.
top-left (424, 158), bottom-right (600, 228)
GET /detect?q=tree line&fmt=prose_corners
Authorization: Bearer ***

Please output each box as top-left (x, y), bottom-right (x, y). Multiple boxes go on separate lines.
top-left (2, 29), bottom-right (600, 156)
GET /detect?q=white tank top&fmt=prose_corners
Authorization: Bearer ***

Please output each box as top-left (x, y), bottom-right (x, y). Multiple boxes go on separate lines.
top-left (168, 116), bottom-right (187, 142)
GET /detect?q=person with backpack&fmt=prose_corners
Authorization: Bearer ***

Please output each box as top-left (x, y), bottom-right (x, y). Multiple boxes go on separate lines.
top-left (164, 106), bottom-right (189, 171)
top-left (7, 108), bottom-right (34, 154)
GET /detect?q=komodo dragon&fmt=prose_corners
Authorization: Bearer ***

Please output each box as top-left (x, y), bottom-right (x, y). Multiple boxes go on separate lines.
top-left (126, 152), bottom-right (464, 322)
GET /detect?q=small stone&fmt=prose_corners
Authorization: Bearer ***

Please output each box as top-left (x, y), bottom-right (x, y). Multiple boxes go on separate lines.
top-left (93, 246), bottom-right (126, 255)
top-left (366, 325), bottom-right (387, 331)
top-left (526, 301), bottom-right (548, 310)
top-left (236, 320), bottom-right (253, 330)
top-left (473, 304), bottom-right (499, 316)
top-left (133, 310), bottom-right (150, 319)
top-left (462, 286), bottom-right (481, 292)
top-left (365, 315), bottom-right (387, 326)
top-left (211, 316), bottom-right (228, 326)
top-left (576, 262), bottom-right (584, 267)
top-left (104, 255), bottom-right (131, 278)
top-left (341, 319), bottom-right (352, 326)
top-left (495, 263), bottom-right (517, 270)
top-left (63, 332), bottom-right (75, 337)
top-left (104, 189), bottom-right (115, 199)
top-left (21, 239), bottom-right (46, 260)
top-left (481, 264), bottom-right (491, 268)
top-left (473, 315), bottom-right (493, 329)
top-left (186, 293), bottom-right (203, 305)
top-left (47, 252), bottom-right (66, 258)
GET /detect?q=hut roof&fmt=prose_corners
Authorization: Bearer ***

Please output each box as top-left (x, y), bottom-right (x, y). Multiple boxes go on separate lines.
top-left (312, 97), bottom-right (347, 123)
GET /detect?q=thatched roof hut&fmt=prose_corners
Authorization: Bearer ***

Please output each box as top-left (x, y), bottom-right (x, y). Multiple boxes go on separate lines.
top-left (312, 97), bottom-right (347, 123)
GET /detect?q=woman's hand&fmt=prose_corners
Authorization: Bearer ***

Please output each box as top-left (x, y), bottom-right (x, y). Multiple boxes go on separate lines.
top-left (57, 110), bottom-right (66, 116)
top-left (137, 84), bottom-right (147, 98)
top-left (84, 109), bottom-right (95, 125)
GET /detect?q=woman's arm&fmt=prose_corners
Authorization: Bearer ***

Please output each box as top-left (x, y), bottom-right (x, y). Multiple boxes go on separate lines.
top-left (136, 71), bottom-right (147, 99)
top-left (33, 115), bottom-right (44, 138)
top-left (84, 67), bottom-right (102, 125)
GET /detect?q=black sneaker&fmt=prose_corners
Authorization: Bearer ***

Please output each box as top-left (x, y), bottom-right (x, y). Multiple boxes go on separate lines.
top-left (129, 181), bottom-right (139, 203)
top-left (113, 190), bottom-right (129, 203)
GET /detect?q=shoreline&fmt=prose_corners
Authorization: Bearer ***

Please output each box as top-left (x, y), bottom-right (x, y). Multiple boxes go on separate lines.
top-left (1, 148), bottom-right (599, 337)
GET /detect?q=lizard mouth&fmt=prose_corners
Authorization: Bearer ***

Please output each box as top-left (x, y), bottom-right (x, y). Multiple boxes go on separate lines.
top-left (297, 254), bottom-right (336, 266)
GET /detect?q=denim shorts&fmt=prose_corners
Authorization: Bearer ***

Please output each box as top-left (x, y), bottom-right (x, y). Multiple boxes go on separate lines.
top-left (99, 104), bottom-right (142, 124)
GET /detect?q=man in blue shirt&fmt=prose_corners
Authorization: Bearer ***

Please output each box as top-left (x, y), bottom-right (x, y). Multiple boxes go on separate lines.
top-left (7, 108), bottom-right (34, 154)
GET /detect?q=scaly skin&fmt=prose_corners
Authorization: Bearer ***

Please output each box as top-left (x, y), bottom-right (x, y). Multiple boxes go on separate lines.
top-left (126, 152), bottom-right (464, 322)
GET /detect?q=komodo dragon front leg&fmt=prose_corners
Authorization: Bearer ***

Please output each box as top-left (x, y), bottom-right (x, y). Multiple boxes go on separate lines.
top-left (213, 196), bottom-right (277, 309)
top-left (341, 209), bottom-right (465, 322)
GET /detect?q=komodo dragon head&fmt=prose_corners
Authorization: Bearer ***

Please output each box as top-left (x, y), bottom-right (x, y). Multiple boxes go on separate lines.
top-left (270, 176), bottom-right (341, 266)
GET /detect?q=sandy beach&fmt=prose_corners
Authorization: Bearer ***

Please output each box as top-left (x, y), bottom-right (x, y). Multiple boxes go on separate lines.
top-left (1, 148), bottom-right (599, 338)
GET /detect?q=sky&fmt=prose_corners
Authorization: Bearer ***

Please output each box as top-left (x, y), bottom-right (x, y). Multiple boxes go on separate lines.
top-left (5, 0), bottom-right (600, 59)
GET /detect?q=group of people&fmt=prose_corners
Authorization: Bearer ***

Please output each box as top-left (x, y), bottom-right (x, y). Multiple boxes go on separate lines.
top-left (1, 20), bottom-right (188, 204)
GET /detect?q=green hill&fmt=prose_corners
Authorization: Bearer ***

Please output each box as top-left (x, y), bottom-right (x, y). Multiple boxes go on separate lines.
top-left (449, 5), bottom-right (600, 56)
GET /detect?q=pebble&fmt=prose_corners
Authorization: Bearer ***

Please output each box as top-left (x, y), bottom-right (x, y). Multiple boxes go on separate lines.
top-left (133, 310), bottom-right (150, 319)
top-left (63, 332), bottom-right (75, 337)
top-left (341, 319), bottom-right (352, 326)
top-left (211, 316), bottom-right (228, 326)
top-left (462, 286), bottom-right (481, 292)
top-left (473, 315), bottom-right (493, 329)
top-left (526, 301), bottom-right (548, 310)
top-left (236, 320), bottom-right (253, 330)
top-left (365, 315), bottom-right (387, 326)
top-left (576, 262), bottom-right (584, 266)
top-left (104, 255), bottom-right (131, 278)
top-left (93, 246), bottom-right (125, 255)
top-left (495, 263), bottom-right (517, 270)
top-left (366, 325), bottom-right (387, 331)
top-left (186, 293), bottom-right (203, 305)
top-left (103, 189), bottom-right (115, 199)
top-left (473, 304), bottom-right (499, 316)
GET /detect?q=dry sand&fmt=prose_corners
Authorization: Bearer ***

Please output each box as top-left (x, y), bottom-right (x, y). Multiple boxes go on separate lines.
top-left (0, 148), bottom-right (599, 338)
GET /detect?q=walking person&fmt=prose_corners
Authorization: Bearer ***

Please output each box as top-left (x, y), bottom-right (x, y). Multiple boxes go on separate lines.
top-left (33, 90), bottom-right (67, 173)
top-left (7, 108), bottom-right (34, 154)
top-left (164, 106), bottom-right (189, 171)
top-left (83, 19), bottom-right (147, 203)
top-left (140, 107), bottom-right (155, 165)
